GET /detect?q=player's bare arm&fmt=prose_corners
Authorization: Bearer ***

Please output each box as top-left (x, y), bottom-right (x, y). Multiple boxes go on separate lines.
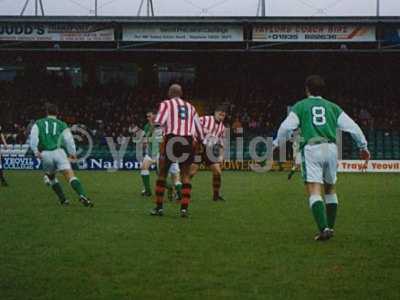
top-left (1, 133), bottom-right (8, 147)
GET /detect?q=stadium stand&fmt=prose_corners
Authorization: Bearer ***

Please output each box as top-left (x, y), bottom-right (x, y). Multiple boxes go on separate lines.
top-left (0, 66), bottom-right (399, 160)
top-left (1, 17), bottom-right (399, 161)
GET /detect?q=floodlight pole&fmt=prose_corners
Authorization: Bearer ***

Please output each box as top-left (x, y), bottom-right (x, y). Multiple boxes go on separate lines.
top-left (95, 0), bottom-right (98, 16)
top-left (20, 0), bottom-right (45, 16)
top-left (137, 0), bottom-right (155, 17)
top-left (148, 0), bottom-right (155, 17)
top-left (257, 0), bottom-right (266, 17)
top-left (137, 0), bottom-right (144, 16)
top-left (376, 0), bottom-right (380, 17)
top-left (20, 0), bottom-right (29, 15)
top-left (39, 0), bottom-right (44, 15)
top-left (261, 0), bottom-right (266, 17)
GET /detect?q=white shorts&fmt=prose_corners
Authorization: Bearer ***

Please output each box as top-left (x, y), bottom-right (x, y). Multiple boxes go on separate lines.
top-left (143, 154), bottom-right (180, 175)
top-left (143, 154), bottom-right (157, 164)
top-left (168, 162), bottom-right (180, 175)
top-left (41, 149), bottom-right (71, 175)
top-left (301, 143), bottom-right (338, 184)
top-left (294, 151), bottom-right (302, 165)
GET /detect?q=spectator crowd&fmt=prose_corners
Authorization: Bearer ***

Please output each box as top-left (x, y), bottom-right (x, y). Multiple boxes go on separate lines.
top-left (0, 61), bottom-right (399, 145)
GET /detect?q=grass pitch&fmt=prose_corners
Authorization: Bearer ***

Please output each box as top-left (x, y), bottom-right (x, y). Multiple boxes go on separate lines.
top-left (0, 171), bottom-right (399, 300)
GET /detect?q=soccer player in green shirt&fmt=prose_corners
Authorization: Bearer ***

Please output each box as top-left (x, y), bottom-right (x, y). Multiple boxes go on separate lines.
top-left (29, 103), bottom-right (93, 207)
top-left (0, 125), bottom-right (9, 186)
top-left (275, 75), bottom-right (370, 241)
top-left (140, 112), bottom-right (157, 196)
top-left (287, 129), bottom-right (301, 180)
top-left (140, 111), bottom-right (182, 199)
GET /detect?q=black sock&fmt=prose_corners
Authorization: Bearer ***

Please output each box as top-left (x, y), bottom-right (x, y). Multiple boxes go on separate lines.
top-left (0, 169), bottom-right (6, 183)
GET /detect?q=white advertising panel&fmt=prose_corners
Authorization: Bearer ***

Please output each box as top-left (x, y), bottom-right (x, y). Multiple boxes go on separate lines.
top-left (123, 25), bottom-right (243, 42)
top-left (253, 24), bottom-right (376, 42)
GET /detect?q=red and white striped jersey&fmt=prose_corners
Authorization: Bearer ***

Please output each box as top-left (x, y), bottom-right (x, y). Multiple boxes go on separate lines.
top-left (199, 115), bottom-right (226, 143)
top-left (155, 97), bottom-right (204, 140)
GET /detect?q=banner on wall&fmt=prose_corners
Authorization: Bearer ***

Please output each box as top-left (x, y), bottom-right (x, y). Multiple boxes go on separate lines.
top-left (2, 146), bottom-right (399, 173)
top-left (2, 155), bottom-right (41, 170)
top-left (1, 156), bottom-right (143, 171)
top-left (384, 27), bottom-right (400, 42)
top-left (123, 24), bottom-right (243, 42)
top-left (338, 160), bottom-right (400, 173)
top-left (253, 24), bottom-right (376, 42)
top-left (1, 153), bottom-right (288, 171)
top-left (0, 23), bottom-right (114, 41)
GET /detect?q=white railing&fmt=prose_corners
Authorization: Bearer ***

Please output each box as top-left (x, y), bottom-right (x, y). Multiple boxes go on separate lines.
top-left (0, 144), bottom-right (30, 156)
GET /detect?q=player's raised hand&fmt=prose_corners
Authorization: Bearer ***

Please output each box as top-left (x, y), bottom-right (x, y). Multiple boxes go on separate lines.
top-left (360, 149), bottom-right (371, 172)
top-left (360, 148), bottom-right (371, 162)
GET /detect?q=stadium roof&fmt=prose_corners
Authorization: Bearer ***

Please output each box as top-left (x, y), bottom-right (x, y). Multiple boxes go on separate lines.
top-left (0, 15), bottom-right (399, 24)
top-left (1, 15), bottom-right (400, 53)
top-left (2, 0), bottom-right (400, 17)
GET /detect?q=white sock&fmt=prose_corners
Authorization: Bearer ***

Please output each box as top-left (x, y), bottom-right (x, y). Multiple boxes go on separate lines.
top-left (325, 194), bottom-right (338, 205)
top-left (309, 194), bottom-right (323, 208)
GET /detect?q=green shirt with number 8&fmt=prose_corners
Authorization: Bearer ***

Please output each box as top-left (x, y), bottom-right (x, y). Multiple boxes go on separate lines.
top-left (291, 96), bottom-right (343, 149)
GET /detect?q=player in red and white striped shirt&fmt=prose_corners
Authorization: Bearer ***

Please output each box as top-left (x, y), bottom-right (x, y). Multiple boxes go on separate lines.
top-left (154, 95), bottom-right (203, 139)
top-left (190, 105), bottom-right (227, 201)
top-left (151, 84), bottom-right (204, 217)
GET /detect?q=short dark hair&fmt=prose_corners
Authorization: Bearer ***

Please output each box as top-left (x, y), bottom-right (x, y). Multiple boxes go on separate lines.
top-left (45, 102), bottom-right (58, 116)
top-left (168, 84), bottom-right (183, 98)
top-left (305, 75), bottom-right (326, 96)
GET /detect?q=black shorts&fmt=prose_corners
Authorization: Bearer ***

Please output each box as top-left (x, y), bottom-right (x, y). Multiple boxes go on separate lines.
top-left (159, 135), bottom-right (195, 172)
top-left (194, 143), bottom-right (222, 166)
